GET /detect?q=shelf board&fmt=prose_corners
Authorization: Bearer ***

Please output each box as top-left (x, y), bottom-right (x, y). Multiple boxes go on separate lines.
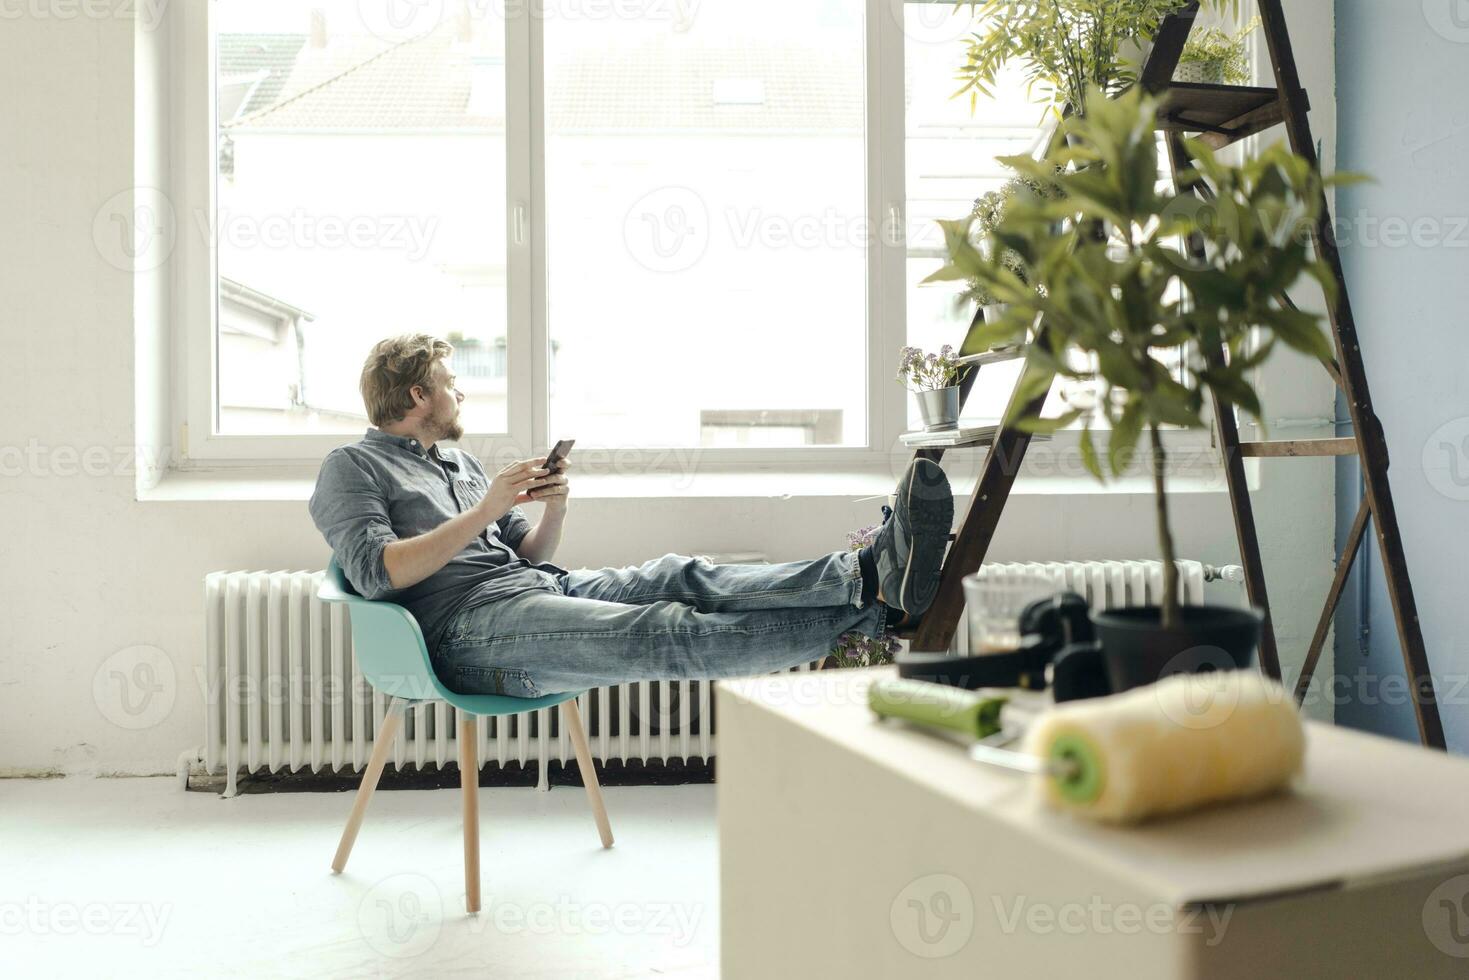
top-left (1156, 83), bottom-right (1302, 148)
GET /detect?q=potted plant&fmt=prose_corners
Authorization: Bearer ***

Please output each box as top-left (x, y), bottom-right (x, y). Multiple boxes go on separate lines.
top-left (955, 0), bottom-right (1238, 118)
top-left (1175, 17), bottom-right (1259, 85)
top-left (897, 345), bottom-right (965, 431)
top-left (925, 86), bottom-right (1345, 686)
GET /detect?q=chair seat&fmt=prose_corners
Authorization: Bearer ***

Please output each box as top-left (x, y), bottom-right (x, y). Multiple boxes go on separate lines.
top-left (435, 689), bottom-right (582, 717)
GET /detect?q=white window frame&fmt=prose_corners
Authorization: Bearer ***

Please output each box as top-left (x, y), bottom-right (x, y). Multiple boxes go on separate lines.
top-left (167, 0), bottom-right (1213, 473)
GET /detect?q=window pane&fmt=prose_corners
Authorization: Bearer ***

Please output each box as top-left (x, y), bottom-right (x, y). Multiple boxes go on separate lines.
top-left (903, 6), bottom-right (1041, 429)
top-left (214, 0), bottom-right (508, 435)
top-left (545, 0), bottom-right (868, 449)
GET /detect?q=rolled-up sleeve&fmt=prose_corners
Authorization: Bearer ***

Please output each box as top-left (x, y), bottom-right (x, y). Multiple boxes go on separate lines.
top-left (309, 449), bottom-right (399, 599)
top-left (496, 505), bottom-right (534, 552)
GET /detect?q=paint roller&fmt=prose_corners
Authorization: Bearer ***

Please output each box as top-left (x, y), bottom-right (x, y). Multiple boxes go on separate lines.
top-left (868, 671), bottom-right (1305, 824)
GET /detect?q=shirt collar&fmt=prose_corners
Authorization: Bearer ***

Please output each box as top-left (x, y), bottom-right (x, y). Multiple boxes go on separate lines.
top-left (363, 427), bottom-right (459, 470)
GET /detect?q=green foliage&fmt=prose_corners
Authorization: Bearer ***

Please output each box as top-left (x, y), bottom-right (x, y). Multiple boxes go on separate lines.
top-left (1177, 17), bottom-right (1259, 84)
top-left (923, 86), bottom-right (1348, 619)
top-left (955, 0), bottom-right (1238, 117)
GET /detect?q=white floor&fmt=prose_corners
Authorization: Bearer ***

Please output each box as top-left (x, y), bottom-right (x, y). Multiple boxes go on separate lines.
top-left (2, 776), bottom-right (720, 978)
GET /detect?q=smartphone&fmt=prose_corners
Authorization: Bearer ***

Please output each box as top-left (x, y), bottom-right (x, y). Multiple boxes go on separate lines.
top-left (543, 438), bottom-right (575, 473)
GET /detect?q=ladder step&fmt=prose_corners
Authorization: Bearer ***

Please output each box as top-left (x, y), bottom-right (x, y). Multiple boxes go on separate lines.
top-left (954, 347), bottom-right (1023, 368)
top-left (1157, 82), bottom-right (1302, 148)
top-left (1238, 438), bottom-right (1358, 458)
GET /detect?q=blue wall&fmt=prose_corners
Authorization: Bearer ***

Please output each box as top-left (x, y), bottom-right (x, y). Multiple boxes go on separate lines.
top-left (1334, 1), bottom-right (1469, 752)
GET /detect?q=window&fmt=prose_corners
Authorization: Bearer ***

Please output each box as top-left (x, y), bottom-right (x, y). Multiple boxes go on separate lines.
top-left (174, 0), bottom-right (1218, 466)
top-left (543, 1), bottom-right (868, 449)
top-left (211, 0), bottom-right (509, 439)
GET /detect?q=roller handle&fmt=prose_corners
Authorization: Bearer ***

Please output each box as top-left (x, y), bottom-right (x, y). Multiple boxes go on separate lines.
top-left (867, 678), bottom-right (1007, 741)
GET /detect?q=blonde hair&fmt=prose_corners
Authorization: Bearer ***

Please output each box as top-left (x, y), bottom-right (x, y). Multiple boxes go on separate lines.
top-left (359, 334), bottom-right (454, 427)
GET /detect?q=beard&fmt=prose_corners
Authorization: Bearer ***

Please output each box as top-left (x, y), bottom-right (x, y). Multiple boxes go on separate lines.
top-left (426, 403), bottom-right (464, 442)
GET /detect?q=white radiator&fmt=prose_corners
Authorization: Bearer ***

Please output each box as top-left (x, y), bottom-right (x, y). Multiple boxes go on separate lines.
top-left (194, 559), bottom-right (1237, 796)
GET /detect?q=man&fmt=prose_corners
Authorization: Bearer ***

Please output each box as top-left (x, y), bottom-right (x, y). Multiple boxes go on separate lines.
top-left (310, 334), bottom-right (954, 699)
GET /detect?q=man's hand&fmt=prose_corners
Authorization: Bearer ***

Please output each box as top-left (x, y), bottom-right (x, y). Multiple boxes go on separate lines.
top-left (526, 456), bottom-right (571, 511)
top-left (479, 459), bottom-right (552, 520)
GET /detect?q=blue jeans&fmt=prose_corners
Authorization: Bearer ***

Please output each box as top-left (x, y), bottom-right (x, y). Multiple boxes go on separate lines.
top-left (433, 550), bottom-right (890, 697)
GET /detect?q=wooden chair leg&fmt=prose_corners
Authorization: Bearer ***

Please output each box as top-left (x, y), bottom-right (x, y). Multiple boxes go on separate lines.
top-left (459, 714), bottom-right (482, 914)
top-left (332, 699), bottom-right (405, 873)
top-left (561, 698), bottom-right (614, 849)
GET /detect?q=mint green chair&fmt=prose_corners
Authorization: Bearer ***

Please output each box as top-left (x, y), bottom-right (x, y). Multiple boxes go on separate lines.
top-left (319, 558), bottom-right (613, 914)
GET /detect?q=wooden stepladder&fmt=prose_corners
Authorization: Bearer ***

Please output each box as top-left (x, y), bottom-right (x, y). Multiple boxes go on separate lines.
top-left (903, 0), bottom-right (1446, 749)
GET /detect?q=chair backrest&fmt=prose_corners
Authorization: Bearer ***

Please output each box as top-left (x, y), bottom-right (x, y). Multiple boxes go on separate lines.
top-left (318, 558), bottom-right (450, 703)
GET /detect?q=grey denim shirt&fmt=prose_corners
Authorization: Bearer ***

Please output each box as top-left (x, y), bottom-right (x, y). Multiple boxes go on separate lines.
top-left (308, 428), bottom-right (567, 653)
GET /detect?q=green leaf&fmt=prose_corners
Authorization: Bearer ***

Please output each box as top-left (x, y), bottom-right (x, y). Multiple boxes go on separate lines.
top-left (1109, 401), bottom-right (1143, 476)
top-left (1078, 425), bottom-right (1103, 481)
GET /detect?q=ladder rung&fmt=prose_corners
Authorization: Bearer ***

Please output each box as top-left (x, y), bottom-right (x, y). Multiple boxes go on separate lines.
top-left (1238, 438), bottom-right (1358, 458)
top-left (954, 347), bottom-right (1023, 368)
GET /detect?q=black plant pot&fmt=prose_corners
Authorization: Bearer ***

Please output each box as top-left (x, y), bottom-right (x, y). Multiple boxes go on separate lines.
top-left (1091, 605), bottom-right (1263, 694)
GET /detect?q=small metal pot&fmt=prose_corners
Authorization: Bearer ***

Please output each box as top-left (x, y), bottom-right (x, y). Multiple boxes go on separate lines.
top-left (914, 386), bottom-right (960, 431)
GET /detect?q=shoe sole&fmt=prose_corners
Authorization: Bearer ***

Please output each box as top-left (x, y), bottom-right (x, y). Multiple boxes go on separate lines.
top-left (880, 459), bottom-right (953, 615)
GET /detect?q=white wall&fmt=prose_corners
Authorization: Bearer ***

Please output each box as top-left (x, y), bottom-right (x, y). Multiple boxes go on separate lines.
top-left (0, 1), bottom-right (1338, 777)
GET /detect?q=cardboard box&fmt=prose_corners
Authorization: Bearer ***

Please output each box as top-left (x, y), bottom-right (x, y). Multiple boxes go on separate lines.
top-left (717, 666), bottom-right (1469, 979)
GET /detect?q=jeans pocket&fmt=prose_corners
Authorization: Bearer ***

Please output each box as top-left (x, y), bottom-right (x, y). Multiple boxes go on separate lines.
top-left (452, 664), bottom-right (543, 699)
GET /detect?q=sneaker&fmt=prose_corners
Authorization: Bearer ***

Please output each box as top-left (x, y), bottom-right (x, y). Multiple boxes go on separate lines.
top-left (870, 459), bottom-right (953, 616)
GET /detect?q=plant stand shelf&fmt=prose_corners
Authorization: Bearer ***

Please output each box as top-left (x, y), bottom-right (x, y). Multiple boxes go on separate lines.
top-left (907, 0), bottom-right (1445, 751)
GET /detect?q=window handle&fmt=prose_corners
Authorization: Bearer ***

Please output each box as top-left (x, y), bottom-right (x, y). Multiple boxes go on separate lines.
top-left (886, 204), bottom-right (904, 248)
top-left (512, 203), bottom-right (527, 246)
